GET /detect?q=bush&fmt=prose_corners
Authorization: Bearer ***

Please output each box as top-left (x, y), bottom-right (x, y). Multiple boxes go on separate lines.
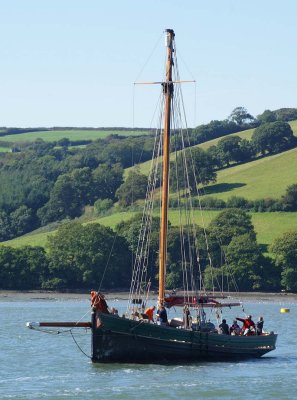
top-left (197, 197), bottom-right (226, 209)
top-left (94, 198), bottom-right (113, 215)
top-left (226, 196), bottom-right (249, 209)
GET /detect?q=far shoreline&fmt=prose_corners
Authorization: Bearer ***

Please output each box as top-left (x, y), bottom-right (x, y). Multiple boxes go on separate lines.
top-left (1, 289), bottom-right (297, 302)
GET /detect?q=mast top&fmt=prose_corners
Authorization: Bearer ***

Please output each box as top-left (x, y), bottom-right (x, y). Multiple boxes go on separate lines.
top-left (165, 29), bottom-right (175, 47)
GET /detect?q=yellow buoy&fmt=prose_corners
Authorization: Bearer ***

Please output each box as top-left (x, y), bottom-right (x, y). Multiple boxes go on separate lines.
top-left (280, 308), bottom-right (290, 313)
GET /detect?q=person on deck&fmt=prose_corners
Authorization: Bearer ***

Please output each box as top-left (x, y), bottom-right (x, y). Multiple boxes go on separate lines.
top-left (256, 316), bottom-right (264, 335)
top-left (145, 306), bottom-right (156, 322)
top-left (236, 315), bottom-right (255, 335)
top-left (219, 319), bottom-right (229, 335)
top-left (157, 306), bottom-right (168, 326)
top-left (230, 320), bottom-right (241, 335)
top-left (183, 304), bottom-right (191, 329)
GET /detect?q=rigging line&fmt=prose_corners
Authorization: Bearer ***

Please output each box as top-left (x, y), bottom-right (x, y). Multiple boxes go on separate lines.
top-left (133, 32), bottom-right (164, 84)
top-left (70, 330), bottom-right (92, 360)
top-left (172, 112), bottom-right (189, 300)
top-left (135, 89), bottom-right (163, 166)
top-left (189, 174), bottom-right (240, 294)
top-left (132, 84), bottom-right (135, 130)
top-left (174, 48), bottom-right (197, 128)
top-left (97, 232), bottom-right (118, 292)
top-left (172, 106), bottom-right (189, 296)
top-left (173, 94), bottom-right (195, 295)
top-left (177, 78), bottom-right (211, 294)
top-left (127, 115), bottom-right (163, 311)
top-left (173, 103), bottom-right (191, 299)
top-left (174, 44), bottom-right (196, 82)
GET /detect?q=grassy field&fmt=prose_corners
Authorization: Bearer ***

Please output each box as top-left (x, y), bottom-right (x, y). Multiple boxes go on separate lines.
top-left (2, 210), bottom-right (297, 250)
top-left (0, 147), bottom-right (11, 152)
top-left (125, 120), bottom-right (297, 177)
top-left (205, 146), bottom-right (297, 200)
top-left (0, 129), bottom-right (149, 143)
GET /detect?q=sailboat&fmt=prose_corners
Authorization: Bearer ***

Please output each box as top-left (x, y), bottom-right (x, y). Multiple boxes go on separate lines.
top-left (27, 29), bottom-right (277, 363)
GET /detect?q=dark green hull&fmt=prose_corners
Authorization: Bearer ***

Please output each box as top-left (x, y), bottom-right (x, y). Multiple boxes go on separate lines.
top-left (91, 312), bottom-right (277, 363)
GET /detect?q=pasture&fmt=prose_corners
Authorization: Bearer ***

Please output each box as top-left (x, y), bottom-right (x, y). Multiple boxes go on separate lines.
top-left (205, 146), bottom-right (297, 200)
top-left (0, 129), bottom-right (149, 143)
top-left (2, 209), bottom-right (297, 250)
top-left (125, 120), bottom-right (297, 177)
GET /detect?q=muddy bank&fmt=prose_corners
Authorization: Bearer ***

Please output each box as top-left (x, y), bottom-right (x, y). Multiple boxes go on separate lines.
top-left (0, 290), bottom-right (296, 302)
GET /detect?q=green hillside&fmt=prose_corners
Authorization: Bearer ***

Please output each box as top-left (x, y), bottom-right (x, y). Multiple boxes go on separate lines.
top-left (3, 210), bottom-right (297, 250)
top-left (205, 146), bottom-right (297, 200)
top-left (0, 129), bottom-right (149, 143)
top-left (126, 120), bottom-right (297, 177)
top-left (2, 120), bottom-right (297, 250)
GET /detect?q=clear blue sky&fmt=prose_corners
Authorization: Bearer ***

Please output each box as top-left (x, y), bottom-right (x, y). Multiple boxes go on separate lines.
top-left (1, 0), bottom-right (296, 128)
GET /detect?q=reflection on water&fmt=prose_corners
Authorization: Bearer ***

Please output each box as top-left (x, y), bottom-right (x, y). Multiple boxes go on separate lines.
top-left (0, 296), bottom-right (296, 399)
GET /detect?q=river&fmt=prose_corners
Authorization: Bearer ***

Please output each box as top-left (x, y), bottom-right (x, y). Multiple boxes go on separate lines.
top-left (0, 293), bottom-right (296, 399)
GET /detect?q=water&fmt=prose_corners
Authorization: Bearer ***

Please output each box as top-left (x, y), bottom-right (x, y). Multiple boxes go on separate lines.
top-left (1, 293), bottom-right (296, 399)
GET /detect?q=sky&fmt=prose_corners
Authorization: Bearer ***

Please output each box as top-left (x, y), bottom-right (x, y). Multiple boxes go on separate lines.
top-left (0, 0), bottom-right (296, 128)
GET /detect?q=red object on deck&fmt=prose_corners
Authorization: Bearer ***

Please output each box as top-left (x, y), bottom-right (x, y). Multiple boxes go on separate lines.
top-left (164, 295), bottom-right (240, 309)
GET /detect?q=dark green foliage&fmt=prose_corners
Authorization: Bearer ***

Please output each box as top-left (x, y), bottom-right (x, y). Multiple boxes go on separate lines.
top-left (116, 170), bottom-right (148, 207)
top-left (94, 199), bottom-right (113, 216)
top-left (208, 209), bottom-right (256, 246)
top-left (98, 137), bottom-right (154, 168)
top-left (282, 184), bottom-right (297, 211)
top-left (257, 110), bottom-right (277, 124)
top-left (194, 197), bottom-right (226, 209)
top-left (274, 108), bottom-right (297, 122)
top-left (226, 196), bottom-right (249, 209)
top-left (228, 107), bottom-right (256, 126)
top-left (37, 174), bottom-right (83, 225)
top-left (270, 230), bottom-right (297, 291)
top-left (252, 121), bottom-right (295, 155)
top-left (0, 206), bottom-right (37, 241)
top-left (0, 210), bottom-right (13, 241)
top-left (192, 119), bottom-right (241, 144)
top-left (225, 234), bottom-right (268, 291)
top-left (10, 206), bottom-right (37, 237)
top-left (93, 163), bottom-right (123, 202)
top-left (0, 246), bottom-right (49, 289)
top-left (216, 136), bottom-right (255, 166)
top-left (257, 108), bottom-right (297, 124)
top-left (57, 137), bottom-right (70, 147)
top-left (46, 222), bottom-right (131, 289)
top-left (170, 147), bottom-right (217, 192)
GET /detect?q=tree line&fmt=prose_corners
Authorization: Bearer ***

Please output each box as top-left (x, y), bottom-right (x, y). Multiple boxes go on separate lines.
top-left (0, 106), bottom-right (296, 242)
top-left (1, 210), bottom-right (297, 292)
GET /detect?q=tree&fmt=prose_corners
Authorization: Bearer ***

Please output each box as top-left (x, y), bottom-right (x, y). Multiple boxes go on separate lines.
top-left (70, 167), bottom-right (94, 205)
top-left (10, 205), bottom-right (36, 237)
top-left (270, 230), bottom-right (297, 291)
top-left (57, 137), bottom-right (70, 147)
top-left (257, 110), bottom-right (276, 124)
top-left (116, 169), bottom-right (148, 207)
top-left (94, 198), bottom-right (113, 215)
top-left (208, 209), bottom-right (256, 246)
top-left (92, 163), bottom-right (123, 201)
top-left (228, 107), bottom-right (256, 126)
top-left (37, 174), bottom-right (82, 225)
top-left (216, 136), bottom-right (254, 166)
top-left (282, 184), bottom-right (297, 211)
top-left (47, 222), bottom-right (131, 289)
top-left (252, 121), bottom-right (294, 155)
top-left (0, 246), bottom-right (49, 289)
top-left (0, 210), bottom-right (12, 241)
top-left (274, 108), bottom-right (297, 122)
top-left (225, 234), bottom-right (266, 291)
top-left (170, 147), bottom-right (217, 193)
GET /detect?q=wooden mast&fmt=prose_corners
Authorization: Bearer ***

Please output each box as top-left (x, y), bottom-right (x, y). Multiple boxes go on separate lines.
top-left (158, 29), bottom-right (175, 306)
